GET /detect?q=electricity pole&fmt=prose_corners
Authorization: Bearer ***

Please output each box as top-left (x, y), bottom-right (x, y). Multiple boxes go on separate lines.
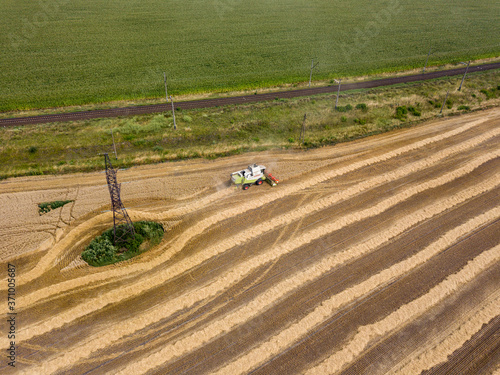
top-left (309, 58), bottom-right (319, 87)
top-left (300, 114), bottom-right (307, 144)
top-left (458, 61), bottom-right (470, 91)
top-left (170, 95), bottom-right (177, 130)
top-left (163, 72), bottom-right (169, 102)
top-left (334, 79), bottom-right (341, 110)
top-left (103, 153), bottom-right (135, 245)
top-left (440, 90), bottom-right (449, 114)
top-left (111, 128), bottom-right (118, 159)
top-left (423, 47), bottom-right (432, 73)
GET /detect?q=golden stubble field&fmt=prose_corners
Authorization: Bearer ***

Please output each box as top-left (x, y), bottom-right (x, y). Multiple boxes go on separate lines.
top-left (1, 108), bottom-right (499, 374)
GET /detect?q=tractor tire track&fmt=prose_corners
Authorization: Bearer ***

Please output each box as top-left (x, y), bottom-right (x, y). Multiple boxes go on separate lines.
top-left (13, 116), bottom-right (497, 307)
top-left (305, 245), bottom-right (500, 375)
top-left (390, 298), bottom-right (500, 375)
top-left (18, 149), bottom-right (499, 345)
top-left (211, 208), bottom-right (500, 375)
top-left (32, 175), bottom-right (498, 375)
top-left (2, 110), bottom-right (499, 375)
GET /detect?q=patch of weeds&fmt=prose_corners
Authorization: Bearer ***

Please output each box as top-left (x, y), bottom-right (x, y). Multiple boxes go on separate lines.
top-left (377, 118), bottom-right (392, 129)
top-left (148, 115), bottom-right (168, 131)
top-left (480, 88), bottom-right (497, 99)
top-left (28, 146), bottom-right (38, 154)
top-left (81, 221), bottom-right (164, 267)
top-left (119, 120), bottom-right (141, 135)
top-left (122, 134), bottom-right (136, 141)
top-left (428, 100), bottom-right (442, 109)
top-left (395, 106), bottom-right (408, 121)
top-left (341, 116), bottom-right (347, 122)
top-left (407, 106), bottom-right (421, 116)
top-left (288, 137), bottom-right (295, 143)
top-left (336, 104), bottom-right (352, 112)
top-left (355, 103), bottom-right (368, 111)
top-left (457, 105), bottom-right (470, 111)
top-left (354, 118), bottom-right (367, 125)
top-left (27, 168), bottom-right (44, 176)
top-left (153, 145), bottom-right (164, 152)
top-left (302, 139), bottom-right (316, 148)
top-left (38, 200), bottom-right (73, 215)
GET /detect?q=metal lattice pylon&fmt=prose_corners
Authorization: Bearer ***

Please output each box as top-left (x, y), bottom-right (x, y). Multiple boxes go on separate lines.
top-left (103, 153), bottom-right (135, 244)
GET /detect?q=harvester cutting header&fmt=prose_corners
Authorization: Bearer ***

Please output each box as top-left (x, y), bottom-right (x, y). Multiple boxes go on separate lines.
top-left (231, 163), bottom-right (279, 190)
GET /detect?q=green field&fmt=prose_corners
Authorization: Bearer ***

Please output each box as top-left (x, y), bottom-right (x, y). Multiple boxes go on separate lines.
top-left (1, 0), bottom-right (499, 111)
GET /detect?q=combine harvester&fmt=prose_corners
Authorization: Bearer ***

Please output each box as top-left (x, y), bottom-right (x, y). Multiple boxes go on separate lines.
top-left (230, 163), bottom-right (279, 190)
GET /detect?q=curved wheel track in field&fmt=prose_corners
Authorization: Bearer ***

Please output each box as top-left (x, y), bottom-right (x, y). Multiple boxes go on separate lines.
top-left (1, 109), bottom-right (499, 375)
top-left (13, 114), bottom-right (495, 287)
top-left (16, 124), bottom-right (500, 340)
top-left (26, 181), bottom-right (500, 374)
top-left (16, 126), bottom-right (500, 313)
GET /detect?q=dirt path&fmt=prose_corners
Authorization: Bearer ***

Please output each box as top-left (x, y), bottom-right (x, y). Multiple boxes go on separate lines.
top-left (0, 108), bottom-right (499, 374)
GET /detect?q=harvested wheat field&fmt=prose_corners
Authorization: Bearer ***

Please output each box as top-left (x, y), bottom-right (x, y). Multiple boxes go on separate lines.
top-left (1, 108), bottom-right (499, 374)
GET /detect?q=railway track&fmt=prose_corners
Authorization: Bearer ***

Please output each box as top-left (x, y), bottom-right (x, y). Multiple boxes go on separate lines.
top-left (1, 62), bottom-right (499, 127)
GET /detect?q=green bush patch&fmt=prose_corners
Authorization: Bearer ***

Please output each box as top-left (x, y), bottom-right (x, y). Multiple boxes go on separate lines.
top-left (38, 200), bottom-right (73, 215)
top-left (336, 104), bottom-right (352, 112)
top-left (396, 104), bottom-right (421, 120)
top-left (480, 88), bottom-right (498, 100)
top-left (81, 221), bottom-right (164, 267)
top-left (395, 106), bottom-right (408, 121)
top-left (407, 106), bottom-right (421, 117)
